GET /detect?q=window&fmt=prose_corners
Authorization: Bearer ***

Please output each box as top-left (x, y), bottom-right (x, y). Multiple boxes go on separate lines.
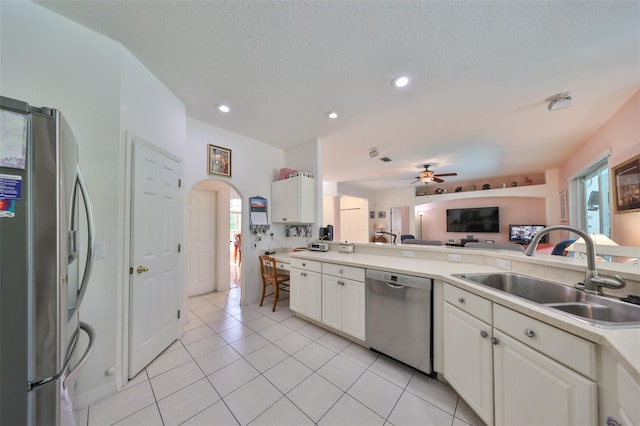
top-left (579, 160), bottom-right (611, 237)
top-left (230, 198), bottom-right (241, 242)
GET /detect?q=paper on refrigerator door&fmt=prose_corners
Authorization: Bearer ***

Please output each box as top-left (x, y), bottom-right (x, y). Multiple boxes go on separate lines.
top-left (0, 109), bottom-right (28, 169)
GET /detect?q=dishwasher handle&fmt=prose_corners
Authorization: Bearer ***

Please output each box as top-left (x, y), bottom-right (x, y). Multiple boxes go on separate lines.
top-left (385, 282), bottom-right (404, 288)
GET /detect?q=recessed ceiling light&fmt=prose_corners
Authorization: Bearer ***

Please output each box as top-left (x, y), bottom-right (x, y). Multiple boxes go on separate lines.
top-left (391, 75), bottom-right (410, 88)
top-left (216, 104), bottom-right (230, 113)
top-left (326, 111), bottom-right (339, 119)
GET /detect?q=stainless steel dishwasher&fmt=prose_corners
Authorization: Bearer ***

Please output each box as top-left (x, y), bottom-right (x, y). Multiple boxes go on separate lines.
top-left (366, 269), bottom-right (433, 375)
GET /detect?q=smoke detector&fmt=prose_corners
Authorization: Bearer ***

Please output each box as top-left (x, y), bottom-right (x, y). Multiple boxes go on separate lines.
top-left (546, 92), bottom-right (572, 111)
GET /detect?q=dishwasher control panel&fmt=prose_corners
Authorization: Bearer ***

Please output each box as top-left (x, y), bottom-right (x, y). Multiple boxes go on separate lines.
top-left (365, 269), bottom-right (431, 288)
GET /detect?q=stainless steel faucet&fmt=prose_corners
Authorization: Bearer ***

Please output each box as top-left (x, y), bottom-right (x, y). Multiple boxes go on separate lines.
top-left (524, 225), bottom-right (625, 295)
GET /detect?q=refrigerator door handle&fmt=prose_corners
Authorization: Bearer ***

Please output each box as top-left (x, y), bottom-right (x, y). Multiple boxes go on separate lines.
top-left (63, 322), bottom-right (96, 390)
top-left (72, 165), bottom-right (95, 308)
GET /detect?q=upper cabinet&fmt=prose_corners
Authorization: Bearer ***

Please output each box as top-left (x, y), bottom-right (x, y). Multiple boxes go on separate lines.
top-left (272, 175), bottom-right (315, 223)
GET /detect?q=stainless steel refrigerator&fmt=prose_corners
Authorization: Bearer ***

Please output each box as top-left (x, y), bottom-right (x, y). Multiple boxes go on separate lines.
top-left (1, 96), bottom-right (96, 426)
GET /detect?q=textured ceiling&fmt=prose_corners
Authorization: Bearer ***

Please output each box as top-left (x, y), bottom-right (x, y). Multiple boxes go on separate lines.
top-left (38, 1), bottom-right (640, 189)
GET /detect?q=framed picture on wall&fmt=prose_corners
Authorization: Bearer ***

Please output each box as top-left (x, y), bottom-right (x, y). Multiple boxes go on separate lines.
top-left (369, 211), bottom-right (375, 219)
top-left (208, 144), bottom-right (231, 177)
top-left (612, 154), bottom-right (640, 214)
top-left (378, 211), bottom-right (386, 218)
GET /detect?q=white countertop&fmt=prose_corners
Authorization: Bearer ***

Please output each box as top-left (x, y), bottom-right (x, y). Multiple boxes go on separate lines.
top-left (289, 249), bottom-right (640, 382)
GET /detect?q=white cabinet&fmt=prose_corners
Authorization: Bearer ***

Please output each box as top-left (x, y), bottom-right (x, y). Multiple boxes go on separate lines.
top-left (271, 176), bottom-right (315, 223)
top-left (289, 259), bottom-right (322, 322)
top-left (321, 263), bottom-right (365, 340)
top-left (493, 329), bottom-right (596, 425)
top-left (616, 363), bottom-right (640, 425)
top-left (443, 286), bottom-right (494, 425)
top-left (443, 283), bottom-right (597, 426)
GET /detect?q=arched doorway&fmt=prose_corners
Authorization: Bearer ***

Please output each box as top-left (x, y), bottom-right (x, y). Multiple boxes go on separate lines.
top-left (229, 190), bottom-right (242, 290)
top-left (187, 180), bottom-right (242, 298)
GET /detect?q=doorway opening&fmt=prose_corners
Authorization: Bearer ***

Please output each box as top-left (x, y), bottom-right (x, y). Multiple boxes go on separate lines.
top-left (187, 180), bottom-right (241, 298)
top-left (230, 191), bottom-right (241, 289)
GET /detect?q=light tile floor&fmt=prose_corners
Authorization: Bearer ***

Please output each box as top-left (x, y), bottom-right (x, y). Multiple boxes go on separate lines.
top-left (78, 288), bottom-right (484, 425)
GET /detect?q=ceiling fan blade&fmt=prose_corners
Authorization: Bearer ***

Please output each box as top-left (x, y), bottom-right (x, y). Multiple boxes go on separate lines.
top-left (434, 173), bottom-right (458, 177)
top-left (410, 178), bottom-right (420, 184)
top-left (433, 177), bottom-right (445, 183)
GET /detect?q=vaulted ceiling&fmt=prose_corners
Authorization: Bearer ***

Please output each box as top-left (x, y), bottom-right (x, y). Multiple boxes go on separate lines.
top-left (39, 1), bottom-right (640, 189)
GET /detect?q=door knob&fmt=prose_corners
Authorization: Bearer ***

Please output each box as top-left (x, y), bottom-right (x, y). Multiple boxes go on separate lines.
top-left (136, 265), bottom-right (149, 273)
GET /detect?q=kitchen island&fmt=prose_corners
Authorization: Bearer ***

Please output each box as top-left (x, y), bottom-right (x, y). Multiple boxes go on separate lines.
top-left (286, 242), bottom-right (640, 426)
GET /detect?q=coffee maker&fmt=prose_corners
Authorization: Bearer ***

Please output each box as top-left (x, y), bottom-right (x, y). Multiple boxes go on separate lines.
top-left (319, 225), bottom-right (333, 241)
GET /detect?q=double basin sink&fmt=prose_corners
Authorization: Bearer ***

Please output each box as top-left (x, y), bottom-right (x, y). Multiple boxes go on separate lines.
top-left (454, 272), bottom-right (640, 328)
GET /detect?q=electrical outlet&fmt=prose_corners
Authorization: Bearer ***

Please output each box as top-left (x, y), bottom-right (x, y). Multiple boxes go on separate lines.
top-left (403, 250), bottom-right (414, 257)
top-left (496, 259), bottom-right (512, 270)
top-left (338, 244), bottom-right (354, 253)
top-left (448, 253), bottom-right (462, 262)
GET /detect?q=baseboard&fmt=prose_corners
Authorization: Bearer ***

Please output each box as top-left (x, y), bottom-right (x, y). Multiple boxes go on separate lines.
top-left (73, 381), bottom-right (117, 410)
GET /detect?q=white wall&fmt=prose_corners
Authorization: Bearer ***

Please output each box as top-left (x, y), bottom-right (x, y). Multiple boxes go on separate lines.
top-left (120, 52), bottom-right (186, 159)
top-left (1, 1), bottom-right (186, 406)
top-left (185, 117), bottom-right (289, 306)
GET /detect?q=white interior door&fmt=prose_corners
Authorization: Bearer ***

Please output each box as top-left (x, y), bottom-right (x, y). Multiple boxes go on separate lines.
top-left (340, 208), bottom-right (364, 243)
top-left (129, 141), bottom-right (181, 378)
top-left (187, 189), bottom-right (216, 296)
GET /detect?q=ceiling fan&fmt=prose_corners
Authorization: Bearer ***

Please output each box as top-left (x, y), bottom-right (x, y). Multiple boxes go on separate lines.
top-left (409, 165), bottom-right (458, 184)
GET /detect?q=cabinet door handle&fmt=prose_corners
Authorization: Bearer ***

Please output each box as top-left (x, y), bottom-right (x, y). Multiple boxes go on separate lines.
top-left (480, 330), bottom-right (488, 339)
top-left (457, 297), bottom-right (465, 304)
top-left (523, 328), bottom-right (535, 338)
top-left (339, 269), bottom-right (344, 274)
top-left (338, 280), bottom-right (345, 286)
top-left (490, 337), bottom-right (499, 345)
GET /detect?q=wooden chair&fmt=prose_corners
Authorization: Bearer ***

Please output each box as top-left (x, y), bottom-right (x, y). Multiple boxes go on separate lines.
top-left (259, 255), bottom-right (290, 311)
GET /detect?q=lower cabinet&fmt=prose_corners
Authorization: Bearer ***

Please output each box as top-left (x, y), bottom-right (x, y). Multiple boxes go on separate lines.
top-left (290, 259), bottom-right (322, 322)
top-left (615, 362), bottom-right (640, 425)
top-left (322, 275), bottom-right (366, 340)
top-left (443, 302), bottom-right (494, 424)
top-left (493, 329), bottom-right (596, 425)
top-left (443, 283), bottom-right (597, 426)
top-left (290, 259), bottom-right (365, 340)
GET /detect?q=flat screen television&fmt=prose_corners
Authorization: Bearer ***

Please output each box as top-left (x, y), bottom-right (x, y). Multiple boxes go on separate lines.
top-left (509, 224), bottom-right (548, 244)
top-left (446, 207), bottom-right (499, 233)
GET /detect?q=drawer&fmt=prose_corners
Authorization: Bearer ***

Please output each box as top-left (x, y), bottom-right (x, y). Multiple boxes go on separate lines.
top-left (444, 283), bottom-right (492, 324)
top-left (493, 304), bottom-right (596, 380)
top-left (290, 258), bottom-right (322, 273)
top-left (275, 261), bottom-right (289, 271)
top-left (322, 262), bottom-right (365, 282)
